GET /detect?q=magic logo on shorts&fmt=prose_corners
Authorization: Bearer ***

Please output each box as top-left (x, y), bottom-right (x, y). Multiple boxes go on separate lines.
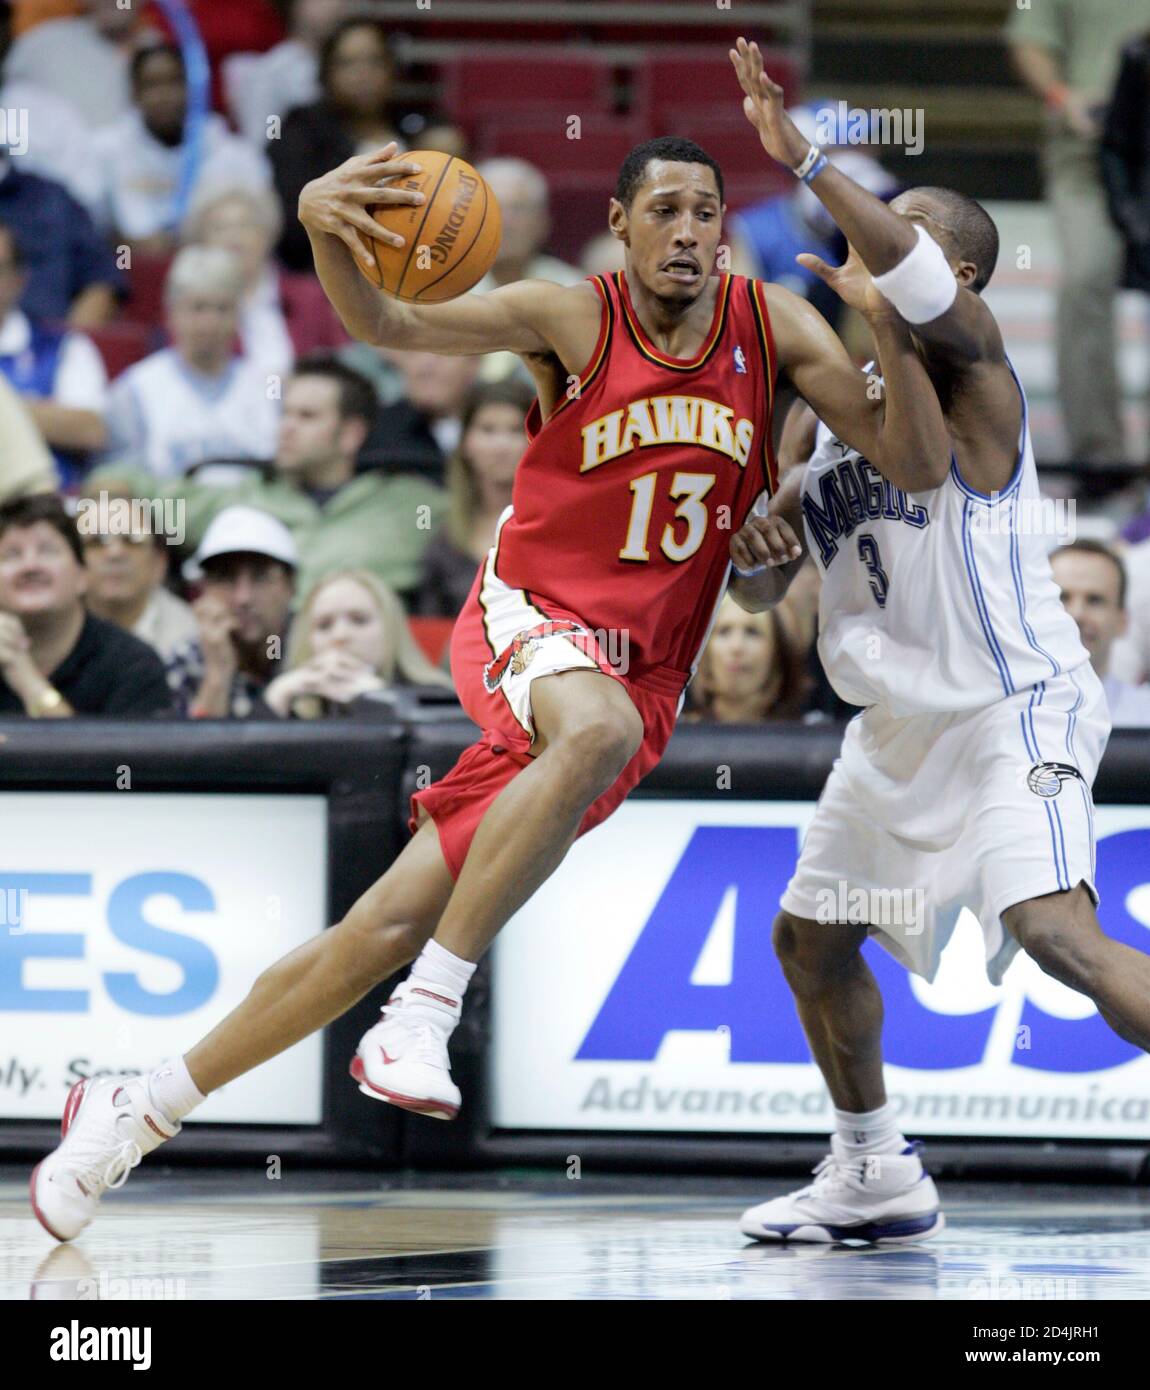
top-left (1027, 761), bottom-right (1085, 798)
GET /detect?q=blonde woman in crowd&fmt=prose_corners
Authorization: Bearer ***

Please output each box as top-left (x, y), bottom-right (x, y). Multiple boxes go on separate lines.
top-left (264, 567), bottom-right (453, 719)
top-left (415, 379), bottom-right (534, 618)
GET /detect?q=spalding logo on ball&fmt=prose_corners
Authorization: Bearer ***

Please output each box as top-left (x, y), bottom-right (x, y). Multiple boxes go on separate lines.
top-left (357, 151), bottom-right (502, 303)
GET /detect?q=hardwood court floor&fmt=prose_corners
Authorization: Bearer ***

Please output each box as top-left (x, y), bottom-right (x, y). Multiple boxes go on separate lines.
top-left (3, 1167), bottom-right (1150, 1301)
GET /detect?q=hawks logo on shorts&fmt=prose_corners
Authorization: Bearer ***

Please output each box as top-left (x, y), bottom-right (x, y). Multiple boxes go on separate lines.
top-left (1026, 761), bottom-right (1085, 798)
top-left (482, 620), bottom-right (590, 693)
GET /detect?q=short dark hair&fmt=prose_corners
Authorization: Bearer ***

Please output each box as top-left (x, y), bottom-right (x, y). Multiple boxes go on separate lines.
top-left (615, 136), bottom-right (724, 210)
top-left (319, 17), bottom-right (393, 95)
top-left (1051, 539), bottom-right (1128, 609)
top-left (131, 42), bottom-right (184, 88)
top-left (0, 494), bottom-right (85, 566)
top-left (904, 186), bottom-right (1000, 294)
top-left (290, 355), bottom-right (380, 432)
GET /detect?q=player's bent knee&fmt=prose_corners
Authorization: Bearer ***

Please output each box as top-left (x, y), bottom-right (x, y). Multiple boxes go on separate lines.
top-left (551, 705), bottom-right (644, 789)
top-left (773, 910), bottom-right (861, 992)
top-left (1010, 912), bottom-right (1100, 991)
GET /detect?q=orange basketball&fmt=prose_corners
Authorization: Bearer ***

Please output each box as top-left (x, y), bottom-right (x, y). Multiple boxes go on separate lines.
top-left (356, 151), bottom-right (502, 303)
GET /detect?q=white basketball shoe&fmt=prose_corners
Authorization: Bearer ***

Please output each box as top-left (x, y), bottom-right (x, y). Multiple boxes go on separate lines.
top-left (350, 979), bottom-right (462, 1120)
top-left (739, 1139), bottom-right (945, 1244)
top-left (30, 1077), bottom-right (180, 1242)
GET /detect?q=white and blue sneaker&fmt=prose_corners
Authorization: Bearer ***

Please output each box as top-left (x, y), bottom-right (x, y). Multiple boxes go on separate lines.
top-left (739, 1139), bottom-right (944, 1244)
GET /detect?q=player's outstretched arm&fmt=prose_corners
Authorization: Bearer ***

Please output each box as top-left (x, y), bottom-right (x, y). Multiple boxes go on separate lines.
top-left (730, 38), bottom-right (1001, 363)
top-left (299, 145), bottom-right (597, 358)
top-left (768, 286), bottom-right (952, 493)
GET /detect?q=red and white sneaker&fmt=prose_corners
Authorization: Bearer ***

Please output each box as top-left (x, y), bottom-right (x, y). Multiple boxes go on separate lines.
top-left (30, 1077), bottom-right (180, 1242)
top-left (350, 979), bottom-right (462, 1120)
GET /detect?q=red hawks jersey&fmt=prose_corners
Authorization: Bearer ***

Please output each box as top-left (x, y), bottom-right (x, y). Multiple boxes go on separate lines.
top-left (493, 270), bottom-right (779, 680)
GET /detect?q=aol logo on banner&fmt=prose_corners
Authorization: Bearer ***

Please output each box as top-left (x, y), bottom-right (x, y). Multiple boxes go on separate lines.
top-left (577, 825), bottom-right (1150, 1074)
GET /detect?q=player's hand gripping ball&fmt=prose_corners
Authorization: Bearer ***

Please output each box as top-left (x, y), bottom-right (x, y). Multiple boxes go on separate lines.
top-left (356, 150), bottom-right (502, 303)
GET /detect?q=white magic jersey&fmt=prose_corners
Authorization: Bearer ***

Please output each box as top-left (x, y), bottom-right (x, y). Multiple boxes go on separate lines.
top-left (105, 349), bottom-right (281, 479)
top-left (800, 364), bottom-right (1089, 716)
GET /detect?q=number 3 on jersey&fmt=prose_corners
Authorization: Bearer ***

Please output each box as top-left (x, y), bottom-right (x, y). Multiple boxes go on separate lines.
top-left (620, 471), bottom-right (716, 563)
top-left (857, 532), bottom-right (889, 607)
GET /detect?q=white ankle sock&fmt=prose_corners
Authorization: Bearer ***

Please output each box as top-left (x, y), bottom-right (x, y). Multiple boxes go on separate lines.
top-left (147, 1057), bottom-right (207, 1124)
top-left (408, 939), bottom-right (476, 999)
top-left (834, 1103), bottom-right (907, 1157)
top-left (404, 940), bottom-right (475, 1031)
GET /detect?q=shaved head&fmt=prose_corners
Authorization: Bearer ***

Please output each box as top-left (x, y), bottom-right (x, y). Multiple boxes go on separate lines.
top-left (892, 186), bottom-right (1000, 294)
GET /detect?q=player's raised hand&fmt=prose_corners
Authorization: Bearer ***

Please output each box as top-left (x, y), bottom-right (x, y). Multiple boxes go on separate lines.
top-left (729, 37), bottom-right (810, 170)
top-left (797, 245), bottom-right (891, 319)
top-left (298, 144), bottom-right (426, 275)
top-left (731, 514), bottom-right (804, 576)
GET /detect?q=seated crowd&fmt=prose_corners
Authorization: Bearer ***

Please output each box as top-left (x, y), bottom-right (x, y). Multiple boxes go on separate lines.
top-left (0, 1), bottom-right (1149, 727)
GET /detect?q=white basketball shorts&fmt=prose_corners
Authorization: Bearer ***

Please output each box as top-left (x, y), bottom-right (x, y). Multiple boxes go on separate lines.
top-left (780, 665), bottom-right (1111, 985)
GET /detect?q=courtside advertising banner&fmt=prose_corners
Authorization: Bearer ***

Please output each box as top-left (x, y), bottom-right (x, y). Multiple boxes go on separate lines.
top-left (491, 800), bottom-right (1150, 1140)
top-left (0, 793), bottom-right (326, 1125)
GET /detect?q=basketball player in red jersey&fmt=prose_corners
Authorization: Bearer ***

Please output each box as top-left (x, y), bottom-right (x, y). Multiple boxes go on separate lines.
top-left (31, 109), bottom-right (954, 1240)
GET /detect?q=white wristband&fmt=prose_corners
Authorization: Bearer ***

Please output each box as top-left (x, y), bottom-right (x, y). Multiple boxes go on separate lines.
top-left (870, 223), bottom-right (958, 325)
top-left (793, 143), bottom-right (822, 179)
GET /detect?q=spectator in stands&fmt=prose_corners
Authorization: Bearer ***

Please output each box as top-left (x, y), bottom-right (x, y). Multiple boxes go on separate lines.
top-left (470, 158), bottom-right (583, 384)
top-left (416, 380), bottom-right (532, 618)
top-left (1112, 538), bottom-right (1150, 684)
top-left (1051, 541), bottom-right (1150, 726)
top-left (0, 223), bottom-right (108, 488)
top-left (475, 159), bottom-right (582, 291)
top-left (1007, 1), bottom-right (1150, 464)
top-left (102, 246), bottom-right (280, 478)
top-left (168, 505), bottom-right (296, 718)
top-left (0, 492), bottom-right (172, 716)
top-left (89, 43), bottom-right (273, 253)
top-left (1101, 30), bottom-right (1150, 300)
top-left (2, 0), bottom-right (137, 129)
top-left (685, 593), bottom-right (812, 723)
top-left (181, 184), bottom-right (346, 378)
top-left (224, 0), bottom-right (349, 148)
top-left (264, 568), bottom-right (452, 718)
top-left (147, 0), bottom-right (285, 116)
top-left (727, 103), bottom-right (897, 329)
top-left (271, 18), bottom-right (404, 273)
top-left (99, 357), bottom-right (446, 603)
top-left (0, 151), bottom-right (120, 328)
top-left (579, 230), bottom-right (626, 279)
top-left (0, 374), bottom-right (56, 502)
top-left (77, 483), bottom-right (197, 662)
top-left (359, 348), bottom-right (479, 483)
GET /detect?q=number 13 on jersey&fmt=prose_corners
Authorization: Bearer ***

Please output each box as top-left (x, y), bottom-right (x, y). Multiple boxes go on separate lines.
top-left (620, 471), bottom-right (716, 563)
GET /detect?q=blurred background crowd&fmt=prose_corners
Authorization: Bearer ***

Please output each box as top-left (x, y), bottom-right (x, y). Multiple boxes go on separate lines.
top-left (0, 0), bottom-right (1148, 728)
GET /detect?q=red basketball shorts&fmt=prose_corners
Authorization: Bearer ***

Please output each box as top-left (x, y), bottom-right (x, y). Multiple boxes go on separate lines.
top-left (409, 558), bottom-right (688, 880)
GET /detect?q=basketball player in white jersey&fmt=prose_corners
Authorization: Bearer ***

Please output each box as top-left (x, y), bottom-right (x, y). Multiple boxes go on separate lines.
top-left (727, 41), bottom-right (1147, 1243)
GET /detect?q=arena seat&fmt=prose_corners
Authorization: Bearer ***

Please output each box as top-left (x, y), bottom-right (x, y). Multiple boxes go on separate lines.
top-left (474, 113), bottom-right (648, 176)
top-left (87, 322), bottom-right (158, 380)
top-left (633, 48), bottom-right (801, 134)
top-left (122, 250), bottom-right (175, 328)
top-left (441, 49), bottom-right (618, 131)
